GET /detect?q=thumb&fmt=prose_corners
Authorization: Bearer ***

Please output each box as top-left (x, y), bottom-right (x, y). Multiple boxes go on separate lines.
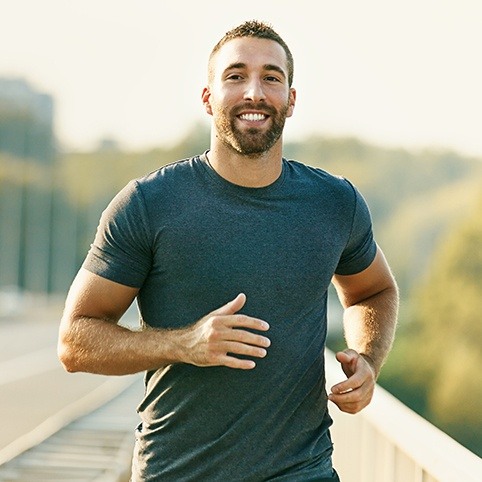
top-left (210, 293), bottom-right (246, 316)
top-left (336, 350), bottom-right (358, 377)
top-left (336, 349), bottom-right (358, 363)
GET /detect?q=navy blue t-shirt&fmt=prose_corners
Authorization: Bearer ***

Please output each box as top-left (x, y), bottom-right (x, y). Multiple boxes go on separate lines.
top-left (83, 153), bottom-right (376, 481)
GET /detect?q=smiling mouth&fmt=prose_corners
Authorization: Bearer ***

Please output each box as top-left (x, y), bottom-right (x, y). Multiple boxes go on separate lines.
top-left (238, 113), bottom-right (267, 122)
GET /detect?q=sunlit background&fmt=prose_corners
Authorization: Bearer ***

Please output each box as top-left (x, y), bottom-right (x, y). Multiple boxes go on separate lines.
top-left (0, 0), bottom-right (481, 471)
top-left (1, 0), bottom-right (482, 156)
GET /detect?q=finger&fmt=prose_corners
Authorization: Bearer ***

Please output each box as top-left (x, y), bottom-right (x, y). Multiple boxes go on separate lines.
top-left (329, 398), bottom-right (368, 414)
top-left (226, 314), bottom-right (270, 332)
top-left (329, 385), bottom-right (363, 402)
top-left (330, 370), bottom-right (366, 395)
top-left (330, 382), bottom-right (355, 396)
top-left (329, 396), bottom-right (368, 413)
top-left (223, 341), bottom-right (268, 359)
top-left (210, 348), bottom-right (264, 370)
top-left (220, 355), bottom-right (257, 370)
top-left (329, 378), bottom-right (374, 404)
top-left (228, 329), bottom-right (271, 348)
top-left (328, 389), bottom-right (372, 414)
top-left (210, 293), bottom-right (246, 317)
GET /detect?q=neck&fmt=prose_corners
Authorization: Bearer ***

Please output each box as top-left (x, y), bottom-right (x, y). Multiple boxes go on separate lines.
top-left (207, 139), bottom-right (284, 188)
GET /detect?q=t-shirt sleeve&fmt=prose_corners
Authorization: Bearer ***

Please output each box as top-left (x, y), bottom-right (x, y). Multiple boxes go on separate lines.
top-left (82, 180), bottom-right (152, 288)
top-left (335, 180), bottom-right (377, 275)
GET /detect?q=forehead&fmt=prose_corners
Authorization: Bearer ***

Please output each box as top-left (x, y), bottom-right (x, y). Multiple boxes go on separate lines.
top-left (211, 37), bottom-right (289, 77)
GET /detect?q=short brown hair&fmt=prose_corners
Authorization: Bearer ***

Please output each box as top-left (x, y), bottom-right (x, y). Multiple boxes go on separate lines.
top-left (208, 20), bottom-right (294, 86)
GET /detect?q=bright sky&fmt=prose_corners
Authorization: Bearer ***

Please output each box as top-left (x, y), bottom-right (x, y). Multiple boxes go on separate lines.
top-left (1, 0), bottom-right (482, 156)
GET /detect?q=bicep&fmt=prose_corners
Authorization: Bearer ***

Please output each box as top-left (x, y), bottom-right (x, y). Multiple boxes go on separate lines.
top-left (63, 268), bottom-right (139, 323)
top-left (332, 246), bottom-right (397, 308)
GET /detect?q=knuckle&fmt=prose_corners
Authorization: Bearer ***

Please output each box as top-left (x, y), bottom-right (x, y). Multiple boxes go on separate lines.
top-left (205, 343), bottom-right (216, 355)
top-left (208, 315), bottom-right (222, 327)
top-left (206, 329), bottom-right (220, 342)
top-left (205, 350), bottom-right (220, 364)
top-left (205, 320), bottom-right (224, 340)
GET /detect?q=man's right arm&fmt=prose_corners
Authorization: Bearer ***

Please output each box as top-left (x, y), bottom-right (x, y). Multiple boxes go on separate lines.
top-left (57, 269), bottom-right (270, 376)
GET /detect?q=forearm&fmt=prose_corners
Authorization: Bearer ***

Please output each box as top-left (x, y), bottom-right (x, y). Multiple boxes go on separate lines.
top-left (342, 284), bottom-right (398, 378)
top-left (58, 293), bottom-right (270, 375)
top-left (58, 315), bottom-right (184, 376)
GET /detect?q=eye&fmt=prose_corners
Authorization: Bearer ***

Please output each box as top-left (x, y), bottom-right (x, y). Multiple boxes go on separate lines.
top-left (226, 73), bottom-right (243, 81)
top-left (265, 75), bottom-right (282, 83)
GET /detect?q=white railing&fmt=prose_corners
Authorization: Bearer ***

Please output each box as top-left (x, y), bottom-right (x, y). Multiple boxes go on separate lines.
top-left (325, 349), bottom-right (482, 482)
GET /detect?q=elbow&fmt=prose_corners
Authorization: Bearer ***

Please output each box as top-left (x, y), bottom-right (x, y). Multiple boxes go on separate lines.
top-left (386, 277), bottom-right (400, 313)
top-left (57, 324), bottom-right (84, 373)
top-left (57, 341), bottom-right (81, 373)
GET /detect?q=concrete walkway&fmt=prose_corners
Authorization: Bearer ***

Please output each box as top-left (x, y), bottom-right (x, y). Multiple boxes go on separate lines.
top-left (0, 299), bottom-right (142, 469)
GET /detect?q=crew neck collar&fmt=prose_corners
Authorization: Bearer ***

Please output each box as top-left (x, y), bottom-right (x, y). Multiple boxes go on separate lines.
top-left (199, 151), bottom-right (287, 195)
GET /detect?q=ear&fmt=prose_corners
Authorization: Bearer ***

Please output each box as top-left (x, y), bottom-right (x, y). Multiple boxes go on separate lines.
top-left (202, 87), bottom-right (213, 116)
top-left (286, 87), bottom-right (296, 118)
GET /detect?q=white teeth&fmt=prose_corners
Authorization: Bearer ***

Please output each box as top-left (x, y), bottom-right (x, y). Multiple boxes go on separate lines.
top-left (240, 113), bottom-right (266, 121)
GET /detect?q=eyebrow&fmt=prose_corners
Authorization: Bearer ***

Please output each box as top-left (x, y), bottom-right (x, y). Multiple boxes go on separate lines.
top-left (224, 62), bottom-right (287, 79)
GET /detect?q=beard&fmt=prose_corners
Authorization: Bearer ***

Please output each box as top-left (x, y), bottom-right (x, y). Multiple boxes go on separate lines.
top-left (213, 101), bottom-right (290, 156)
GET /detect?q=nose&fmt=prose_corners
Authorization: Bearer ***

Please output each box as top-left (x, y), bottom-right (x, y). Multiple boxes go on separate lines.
top-left (244, 78), bottom-right (266, 102)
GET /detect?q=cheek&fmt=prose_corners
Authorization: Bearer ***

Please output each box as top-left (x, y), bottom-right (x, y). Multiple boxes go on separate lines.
top-left (215, 85), bottom-right (243, 107)
top-left (209, 94), bottom-right (233, 117)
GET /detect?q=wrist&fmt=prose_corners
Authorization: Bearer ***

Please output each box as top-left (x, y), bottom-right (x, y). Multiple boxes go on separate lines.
top-left (359, 352), bottom-right (378, 379)
top-left (145, 327), bottom-right (188, 367)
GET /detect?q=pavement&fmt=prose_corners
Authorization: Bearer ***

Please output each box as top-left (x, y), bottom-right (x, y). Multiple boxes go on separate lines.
top-left (0, 298), bottom-right (141, 455)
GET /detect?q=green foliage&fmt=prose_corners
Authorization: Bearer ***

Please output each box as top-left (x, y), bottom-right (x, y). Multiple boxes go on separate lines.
top-left (56, 122), bottom-right (210, 207)
top-left (380, 199), bottom-right (482, 456)
top-left (378, 177), bottom-right (482, 294)
top-left (0, 153), bottom-right (52, 187)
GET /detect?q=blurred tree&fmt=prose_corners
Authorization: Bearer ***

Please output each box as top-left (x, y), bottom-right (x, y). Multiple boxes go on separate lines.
top-left (378, 177), bottom-right (482, 294)
top-left (380, 195), bottom-right (482, 456)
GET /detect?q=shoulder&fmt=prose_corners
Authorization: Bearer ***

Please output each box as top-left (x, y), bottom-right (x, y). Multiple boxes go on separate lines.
top-left (129, 155), bottom-right (204, 202)
top-left (99, 156), bottom-right (201, 219)
top-left (136, 156), bottom-right (201, 188)
top-left (284, 158), bottom-right (357, 197)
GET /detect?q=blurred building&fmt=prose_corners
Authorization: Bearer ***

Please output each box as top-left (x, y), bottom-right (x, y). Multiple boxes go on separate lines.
top-left (0, 78), bottom-right (57, 297)
top-left (0, 78), bottom-right (55, 163)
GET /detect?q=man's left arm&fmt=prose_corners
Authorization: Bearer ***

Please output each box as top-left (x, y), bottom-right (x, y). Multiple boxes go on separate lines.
top-left (329, 246), bottom-right (399, 414)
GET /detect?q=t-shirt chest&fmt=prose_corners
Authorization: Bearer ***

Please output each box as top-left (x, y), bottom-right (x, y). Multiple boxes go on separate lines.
top-left (146, 193), bottom-right (345, 327)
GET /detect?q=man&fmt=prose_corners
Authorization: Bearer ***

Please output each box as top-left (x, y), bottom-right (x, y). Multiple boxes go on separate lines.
top-left (58, 20), bottom-right (398, 481)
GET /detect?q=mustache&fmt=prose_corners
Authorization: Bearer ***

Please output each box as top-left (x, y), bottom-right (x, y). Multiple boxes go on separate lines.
top-left (232, 103), bottom-right (276, 116)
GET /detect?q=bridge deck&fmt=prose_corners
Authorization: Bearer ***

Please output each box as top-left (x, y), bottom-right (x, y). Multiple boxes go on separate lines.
top-left (0, 376), bottom-right (142, 482)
